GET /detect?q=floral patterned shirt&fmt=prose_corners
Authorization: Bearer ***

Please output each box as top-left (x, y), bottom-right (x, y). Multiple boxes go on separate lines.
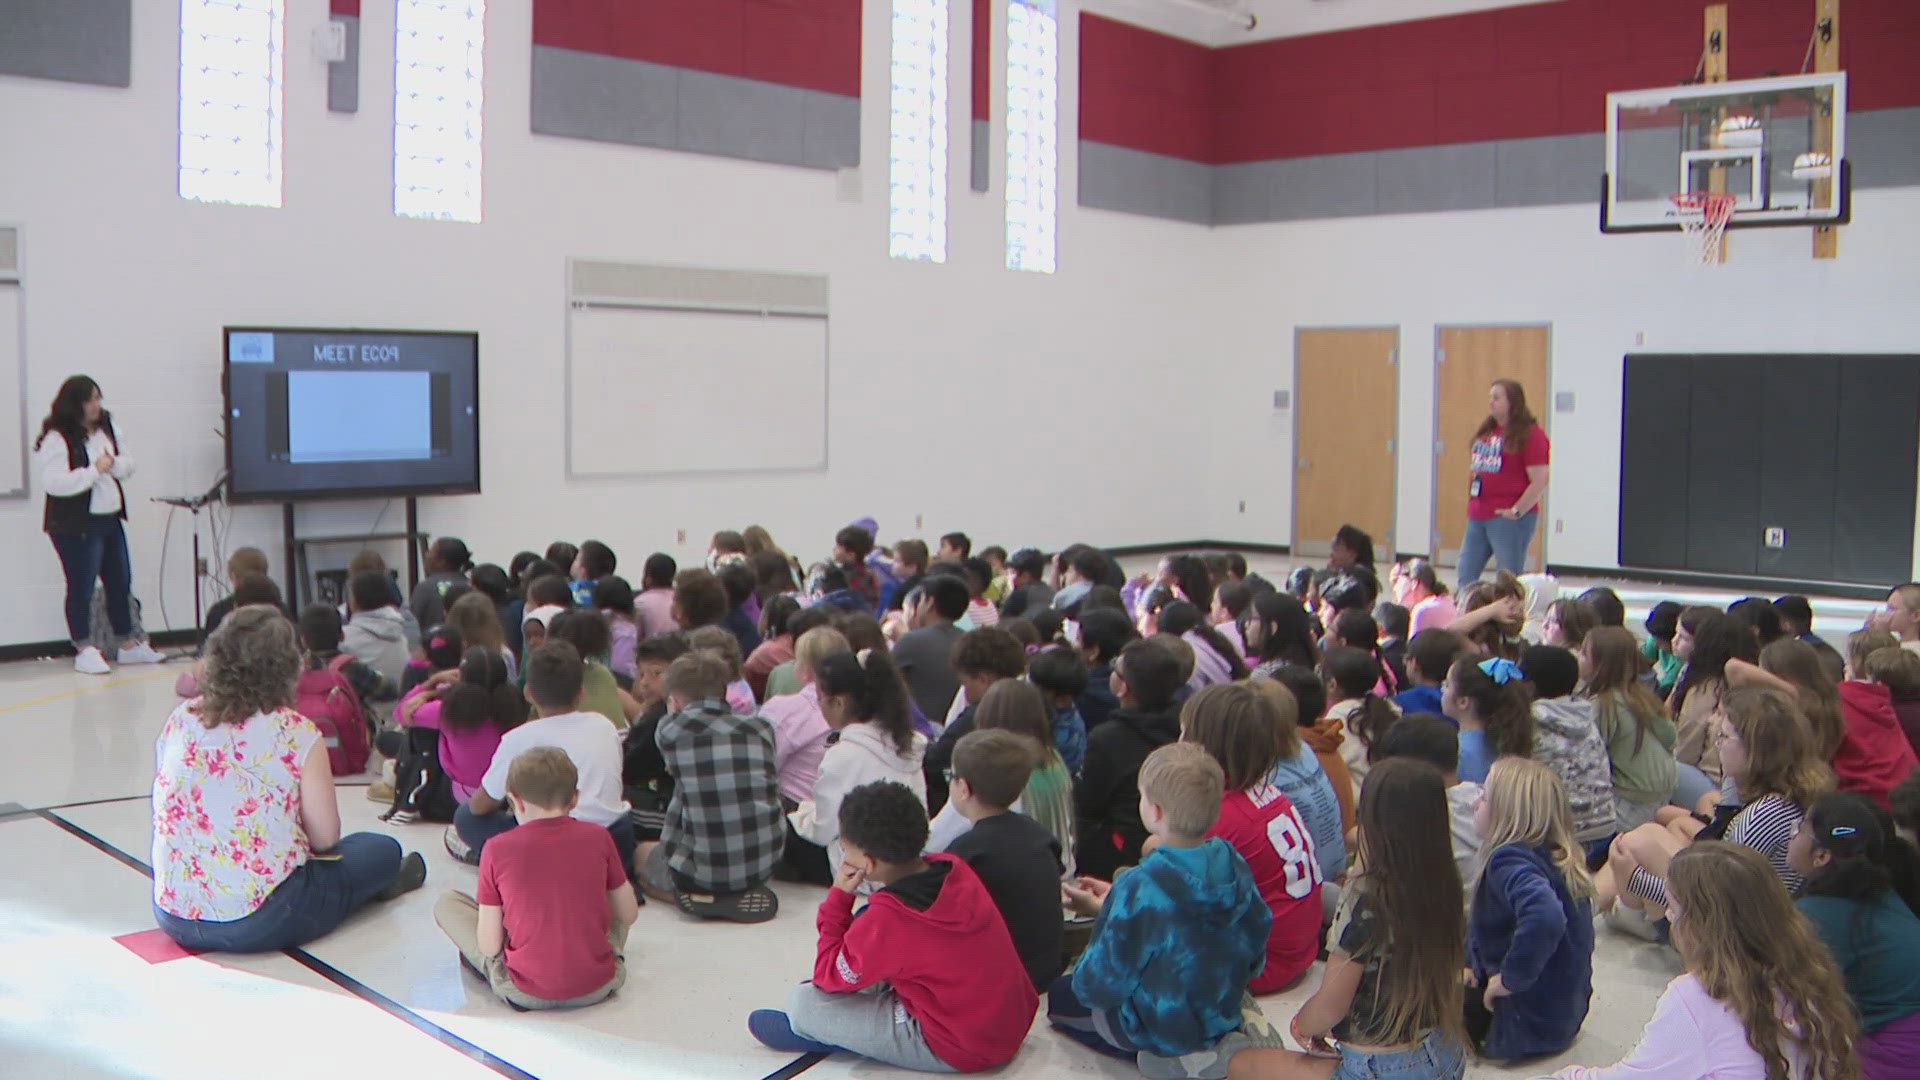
top-left (152, 703), bottom-right (321, 921)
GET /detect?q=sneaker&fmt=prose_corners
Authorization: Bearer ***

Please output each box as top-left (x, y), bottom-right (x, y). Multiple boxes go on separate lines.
top-left (747, 1010), bottom-right (838, 1055)
top-left (1606, 904), bottom-right (1666, 943)
top-left (375, 852), bottom-right (427, 901)
top-left (74, 646), bottom-right (110, 676)
top-left (367, 779), bottom-right (396, 803)
top-left (444, 826), bottom-right (479, 866)
top-left (1137, 1032), bottom-right (1250, 1080)
top-left (116, 642), bottom-right (165, 665)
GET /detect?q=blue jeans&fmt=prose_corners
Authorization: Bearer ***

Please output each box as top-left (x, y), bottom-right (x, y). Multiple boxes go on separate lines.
top-left (454, 802), bottom-right (638, 881)
top-left (1046, 975), bottom-right (1141, 1059)
top-left (49, 514), bottom-right (133, 646)
top-left (154, 833), bottom-right (402, 953)
top-left (1673, 763), bottom-right (1719, 811)
top-left (1333, 1030), bottom-right (1465, 1079)
top-left (1457, 511), bottom-right (1538, 588)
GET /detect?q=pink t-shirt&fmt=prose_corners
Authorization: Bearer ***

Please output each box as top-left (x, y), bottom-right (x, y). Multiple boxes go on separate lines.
top-left (440, 720), bottom-right (509, 802)
top-left (1467, 423), bottom-right (1549, 520)
top-left (759, 683), bottom-right (833, 806)
top-left (1409, 594), bottom-right (1459, 636)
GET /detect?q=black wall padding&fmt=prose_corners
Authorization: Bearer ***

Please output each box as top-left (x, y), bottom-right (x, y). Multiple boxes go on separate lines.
top-left (1619, 353), bottom-right (1920, 588)
top-left (0, 0), bottom-right (131, 88)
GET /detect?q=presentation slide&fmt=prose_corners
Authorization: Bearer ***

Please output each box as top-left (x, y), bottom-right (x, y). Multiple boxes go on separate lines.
top-left (224, 328), bottom-right (480, 501)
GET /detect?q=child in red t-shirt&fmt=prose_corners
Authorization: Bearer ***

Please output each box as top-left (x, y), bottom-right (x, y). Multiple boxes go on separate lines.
top-left (748, 780), bottom-right (1038, 1072)
top-left (1180, 683), bottom-right (1324, 993)
top-left (434, 747), bottom-right (641, 1010)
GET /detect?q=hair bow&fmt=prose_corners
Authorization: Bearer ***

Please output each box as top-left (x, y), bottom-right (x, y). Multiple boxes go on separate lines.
top-left (1479, 657), bottom-right (1523, 685)
top-left (1828, 825), bottom-right (1858, 838)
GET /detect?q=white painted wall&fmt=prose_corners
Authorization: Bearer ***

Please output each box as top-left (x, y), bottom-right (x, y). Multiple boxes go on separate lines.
top-left (0, 1), bottom-right (1220, 646)
top-left (1201, 189), bottom-right (1920, 577)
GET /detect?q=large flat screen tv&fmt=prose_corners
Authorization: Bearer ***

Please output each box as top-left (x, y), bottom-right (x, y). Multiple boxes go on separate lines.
top-left (223, 327), bottom-right (481, 502)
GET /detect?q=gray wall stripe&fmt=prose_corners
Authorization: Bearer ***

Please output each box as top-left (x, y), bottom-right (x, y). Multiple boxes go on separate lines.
top-left (0, 0), bottom-right (130, 88)
top-left (530, 45), bottom-right (857, 171)
top-left (972, 118), bottom-right (989, 193)
top-left (327, 14), bottom-right (360, 114)
top-left (1084, 106), bottom-right (1920, 226)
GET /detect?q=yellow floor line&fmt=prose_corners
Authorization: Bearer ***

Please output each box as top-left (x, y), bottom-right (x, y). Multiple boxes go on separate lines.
top-left (0, 668), bottom-right (178, 716)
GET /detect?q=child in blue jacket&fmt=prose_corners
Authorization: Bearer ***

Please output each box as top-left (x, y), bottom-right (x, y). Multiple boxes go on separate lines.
top-left (1049, 743), bottom-right (1270, 1076)
top-left (1466, 756), bottom-right (1596, 1062)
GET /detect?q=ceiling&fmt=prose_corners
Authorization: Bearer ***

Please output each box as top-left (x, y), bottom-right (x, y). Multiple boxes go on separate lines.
top-left (1080, 0), bottom-right (1567, 47)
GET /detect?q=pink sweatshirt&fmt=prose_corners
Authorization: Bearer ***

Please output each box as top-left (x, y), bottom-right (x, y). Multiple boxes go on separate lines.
top-left (758, 683), bottom-right (833, 806)
top-left (1554, 974), bottom-right (1807, 1080)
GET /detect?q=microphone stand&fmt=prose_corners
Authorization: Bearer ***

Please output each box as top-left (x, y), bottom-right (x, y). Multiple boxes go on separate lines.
top-left (154, 471), bottom-right (228, 657)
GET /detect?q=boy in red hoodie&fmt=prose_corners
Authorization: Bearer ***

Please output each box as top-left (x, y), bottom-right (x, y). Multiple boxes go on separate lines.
top-left (1837, 631), bottom-right (1920, 808)
top-left (748, 780), bottom-right (1038, 1071)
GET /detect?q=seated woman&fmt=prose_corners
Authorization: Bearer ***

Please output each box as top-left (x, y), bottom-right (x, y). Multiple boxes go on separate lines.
top-left (152, 607), bottom-right (427, 952)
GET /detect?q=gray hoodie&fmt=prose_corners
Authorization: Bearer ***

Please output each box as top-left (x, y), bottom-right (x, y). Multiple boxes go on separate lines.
top-left (343, 606), bottom-right (412, 697)
top-left (1531, 697), bottom-right (1617, 842)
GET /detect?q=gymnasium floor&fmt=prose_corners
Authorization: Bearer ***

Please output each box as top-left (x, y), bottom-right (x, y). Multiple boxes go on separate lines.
top-left (0, 575), bottom-right (1879, 1079)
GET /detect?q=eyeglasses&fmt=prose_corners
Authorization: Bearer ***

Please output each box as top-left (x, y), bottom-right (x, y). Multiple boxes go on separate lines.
top-left (942, 767), bottom-right (956, 784)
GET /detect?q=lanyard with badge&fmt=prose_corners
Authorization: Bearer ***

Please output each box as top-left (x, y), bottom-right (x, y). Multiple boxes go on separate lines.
top-left (1469, 435), bottom-right (1504, 497)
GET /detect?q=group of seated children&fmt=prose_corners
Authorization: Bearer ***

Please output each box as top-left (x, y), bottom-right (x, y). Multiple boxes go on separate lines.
top-left (183, 526), bottom-right (1920, 1080)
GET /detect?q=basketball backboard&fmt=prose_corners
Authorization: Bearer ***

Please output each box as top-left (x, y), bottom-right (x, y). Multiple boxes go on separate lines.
top-left (1602, 72), bottom-right (1848, 233)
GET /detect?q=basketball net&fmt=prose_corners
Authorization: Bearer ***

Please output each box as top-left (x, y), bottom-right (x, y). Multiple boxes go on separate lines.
top-left (1670, 192), bottom-right (1738, 266)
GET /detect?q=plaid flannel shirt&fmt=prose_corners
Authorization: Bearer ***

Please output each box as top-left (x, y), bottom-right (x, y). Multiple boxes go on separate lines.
top-left (656, 698), bottom-right (785, 893)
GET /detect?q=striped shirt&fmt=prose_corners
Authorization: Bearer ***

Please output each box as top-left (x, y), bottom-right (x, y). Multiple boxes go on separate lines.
top-left (1631, 793), bottom-right (1803, 906)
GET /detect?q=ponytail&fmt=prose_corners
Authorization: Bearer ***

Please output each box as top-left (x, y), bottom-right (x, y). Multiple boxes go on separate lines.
top-left (1325, 646), bottom-right (1396, 758)
top-left (1158, 599), bottom-right (1249, 681)
top-left (815, 648), bottom-right (918, 758)
top-left (1448, 655), bottom-right (1534, 759)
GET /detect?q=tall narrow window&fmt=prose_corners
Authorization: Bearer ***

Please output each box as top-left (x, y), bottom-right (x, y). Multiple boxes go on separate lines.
top-left (890, 0), bottom-right (949, 263)
top-left (1005, 0), bottom-right (1057, 272)
top-left (394, 0), bottom-right (485, 223)
top-left (179, 0), bottom-right (285, 208)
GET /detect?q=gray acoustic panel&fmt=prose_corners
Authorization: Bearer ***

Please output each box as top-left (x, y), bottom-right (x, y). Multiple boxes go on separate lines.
top-left (971, 118), bottom-right (989, 192)
top-left (0, 0), bottom-right (130, 88)
top-left (1373, 142), bottom-right (1498, 215)
top-left (1494, 132), bottom-right (1603, 208)
top-left (1077, 142), bottom-right (1211, 225)
top-left (531, 46), bottom-right (856, 171)
top-left (1851, 106), bottom-right (1920, 189)
top-left (1210, 163), bottom-right (1273, 225)
top-left (327, 14), bottom-right (360, 113)
top-left (1267, 153), bottom-right (1379, 221)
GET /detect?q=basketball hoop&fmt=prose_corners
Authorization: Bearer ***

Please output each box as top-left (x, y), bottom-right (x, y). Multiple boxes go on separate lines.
top-left (1670, 192), bottom-right (1737, 265)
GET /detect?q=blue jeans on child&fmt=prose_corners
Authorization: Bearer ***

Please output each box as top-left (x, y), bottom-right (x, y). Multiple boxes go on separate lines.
top-left (1332, 1030), bottom-right (1465, 1079)
top-left (1046, 974), bottom-right (1142, 1059)
top-left (49, 514), bottom-right (134, 646)
top-left (454, 803), bottom-right (638, 881)
top-left (1457, 511), bottom-right (1538, 588)
top-left (154, 833), bottom-right (402, 953)
top-left (1672, 763), bottom-right (1719, 812)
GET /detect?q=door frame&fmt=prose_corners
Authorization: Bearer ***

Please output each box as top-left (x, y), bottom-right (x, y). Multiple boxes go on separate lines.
top-left (1291, 324), bottom-right (1401, 564)
top-left (1429, 322), bottom-right (1554, 568)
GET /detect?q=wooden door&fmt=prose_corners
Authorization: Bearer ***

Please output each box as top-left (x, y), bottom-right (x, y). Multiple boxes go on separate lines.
top-left (1433, 326), bottom-right (1551, 568)
top-left (1294, 328), bottom-right (1398, 562)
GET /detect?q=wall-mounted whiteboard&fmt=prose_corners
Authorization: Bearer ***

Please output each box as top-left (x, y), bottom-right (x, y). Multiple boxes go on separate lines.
top-left (0, 225), bottom-right (27, 498)
top-left (565, 260), bottom-right (829, 478)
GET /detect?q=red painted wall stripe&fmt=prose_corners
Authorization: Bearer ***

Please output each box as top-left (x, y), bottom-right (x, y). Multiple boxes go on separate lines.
top-left (532, 0), bottom-right (862, 98)
top-left (973, 0), bottom-right (990, 121)
top-left (1084, 0), bottom-right (1920, 165)
top-left (330, 0), bottom-right (359, 16)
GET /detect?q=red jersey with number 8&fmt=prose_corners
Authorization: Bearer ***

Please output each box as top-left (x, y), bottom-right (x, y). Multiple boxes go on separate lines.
top-left (1206, 784), bottom-right (1322, 994)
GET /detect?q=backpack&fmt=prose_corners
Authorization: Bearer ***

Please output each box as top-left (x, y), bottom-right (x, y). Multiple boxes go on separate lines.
top-left (89, 588), bottom-right (145, 654)
top-left (296, 655), bottom-right (370, 776)
top-left (384, 726), bottom-right (456, 824)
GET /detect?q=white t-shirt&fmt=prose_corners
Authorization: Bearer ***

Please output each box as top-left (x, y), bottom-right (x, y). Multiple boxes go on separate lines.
top-left (479, 711), bottom-right (629, 827)
top-left (36, 428), bottom-right (133, 514)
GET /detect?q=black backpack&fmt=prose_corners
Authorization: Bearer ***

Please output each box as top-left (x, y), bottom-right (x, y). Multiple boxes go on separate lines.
top-left (382, 727), bottom-right (457, 824)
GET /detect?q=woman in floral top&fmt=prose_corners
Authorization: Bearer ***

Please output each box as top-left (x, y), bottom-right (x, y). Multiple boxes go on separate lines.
top-left (152, 607), bottom-right (426, 952)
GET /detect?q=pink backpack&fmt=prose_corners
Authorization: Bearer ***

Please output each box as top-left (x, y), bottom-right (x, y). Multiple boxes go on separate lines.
top-left (296, 655), bottom-right (370, 776)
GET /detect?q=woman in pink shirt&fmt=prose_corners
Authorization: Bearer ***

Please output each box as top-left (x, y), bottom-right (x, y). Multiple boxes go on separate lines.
top-left (1395, 558), bottom-right (1458, 636)
top-left (1555, 841), bottom-right (1855, 1080)
top-left (759, 626), bottom-right (853, 808)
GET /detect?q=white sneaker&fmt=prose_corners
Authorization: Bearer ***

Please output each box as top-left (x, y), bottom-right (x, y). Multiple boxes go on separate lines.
top-left (117, 642), bottom-right (165, 665)
top-left (74, 646), bottom-right (111, 675)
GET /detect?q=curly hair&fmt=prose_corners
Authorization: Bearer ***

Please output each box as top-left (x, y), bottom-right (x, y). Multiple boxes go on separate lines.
top-left (838, 780), bottom-right (929, 863)
top-left (196, 606), bottom-right (301, 727)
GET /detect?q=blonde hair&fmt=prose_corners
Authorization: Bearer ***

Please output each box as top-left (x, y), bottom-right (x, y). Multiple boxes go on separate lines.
top-left (506, 746), bottom-right (578, 810)
top-left (226, 546), bottom-right (268, 580)
top-left (445, 591), bottom-right (505, 655)
top-left (195, 606), bottom-right (300, 727)
top-left (1245, 676), bottom-right (1303, 760)
top-left (1668, 842), bottom-right (1860, 1080)
top-left (794, 625), bottom-right (852, 680)
top-left (1138, 742), bottom-right (1223, 840)
top-left (1480, 757), bottom-right (1595, 899)
top-left (1848, 628), bottom-right (1899, 675)
top-left (1865, 645), bottom-right (1920, 700)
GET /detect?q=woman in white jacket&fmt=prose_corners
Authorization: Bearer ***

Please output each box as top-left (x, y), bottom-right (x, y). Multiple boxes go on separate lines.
top-left (788, 648), bottom-right (928, 873)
